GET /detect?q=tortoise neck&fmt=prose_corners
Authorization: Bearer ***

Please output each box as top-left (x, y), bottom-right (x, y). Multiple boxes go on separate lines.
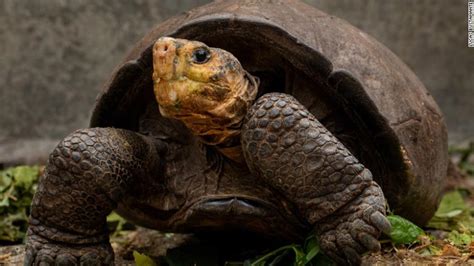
top-left (199, 72), bottom-right (259, 163)
top-left (215, 138), bottom-right (245, 164)
top-left (193, 72), bottom-right (258, 146)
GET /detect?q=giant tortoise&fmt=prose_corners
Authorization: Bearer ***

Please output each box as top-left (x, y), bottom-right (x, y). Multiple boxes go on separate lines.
top-left (25, 0), bottom-right (448, 265)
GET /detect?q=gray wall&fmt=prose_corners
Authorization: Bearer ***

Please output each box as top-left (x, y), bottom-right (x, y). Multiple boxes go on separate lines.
top-left (0, 0), bottom-right (472, 164)
top-left (311, 0), bottom-right (473, 144)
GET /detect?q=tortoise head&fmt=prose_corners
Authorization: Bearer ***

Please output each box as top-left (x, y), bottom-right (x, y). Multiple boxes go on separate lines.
top-left (152, 37), bottom-right (258, 145)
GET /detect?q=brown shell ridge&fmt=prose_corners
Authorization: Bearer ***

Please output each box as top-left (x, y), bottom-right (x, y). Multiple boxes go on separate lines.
top-left (90, 45), bottom-right (154, 129)
top-left (327, 70), bottom-right (408, 208)
top-left (90, 61), bottom-right (145, 128)
top-left (169, 15), bottom-right (333, 78)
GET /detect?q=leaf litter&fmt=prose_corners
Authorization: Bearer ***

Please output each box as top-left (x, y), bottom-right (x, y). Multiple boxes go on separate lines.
top-left (0, 143), bottom-right (473, 265)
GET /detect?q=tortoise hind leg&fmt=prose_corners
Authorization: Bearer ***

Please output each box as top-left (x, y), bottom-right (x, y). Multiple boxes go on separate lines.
top-left (25, 128), bottom-right (163, 265)
top-left (241, 93), bottom-right (391, 265)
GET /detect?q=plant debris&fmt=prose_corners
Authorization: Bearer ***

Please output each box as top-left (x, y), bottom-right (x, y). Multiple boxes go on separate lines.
top-left (1, 144), bottom-right (474, 264)
top-left (0, 166), bottom-right (41, 243)
top-left (387, 215), bottom-right (424, 245)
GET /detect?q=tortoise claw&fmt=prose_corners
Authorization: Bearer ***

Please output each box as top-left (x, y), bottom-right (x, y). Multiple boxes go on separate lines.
top-left (55, 253), bottom-right (78, 266)
top-left (359, 232), bottom-right (381, 252)
top-left (342, 246), bottom-right (361, 265)
top-left (370, 211), bottom-right (392, 235)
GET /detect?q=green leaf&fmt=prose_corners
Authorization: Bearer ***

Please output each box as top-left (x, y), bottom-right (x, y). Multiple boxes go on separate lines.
top-left (10, 166), bottom-right (40, 190)
top-left (304, 236), bottom-right (320, 263)
top-left (249, 238), bottom-right (324, 266)
top-left (441, 209), bottom-right (464, 218)
top-left (0, 166), bottom-right (41, 243)
top-left (107, 211), bottom-right (137, 237)
top-left (107, 212), bottom-right (126, 235)
top-left (291, 245), bottom-right (305, 265)
top-left (387, 215), bottom-right (424, 245)
top-left (0, 211), bottom-right (27, 242)
top-left (0, 187), bottom-right (12, 207)
top-left (417, 244), bottom-right (442, 256)
top-left (0, 170), bottom-right (13, 192)
top-left (427, 190), bottom-right (474, 231)
top-left (434, 191), bottom-right (466, 217)
top-left (450, 142), bottom-right (474, 174)
top-left (133, 251), bottom-right (157, 266)
top-left (448, 230), bottom-right (472, 246)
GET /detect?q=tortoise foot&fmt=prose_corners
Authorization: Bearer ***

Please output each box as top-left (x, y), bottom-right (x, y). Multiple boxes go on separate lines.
top-left (318, 181), bottom-right (391, 265)
top-left (25, 228), bottom-right (114, 266)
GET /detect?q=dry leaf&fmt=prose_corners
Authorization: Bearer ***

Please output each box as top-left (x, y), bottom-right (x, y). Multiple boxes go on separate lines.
top-left (441, 244), bottom-right (461, 257)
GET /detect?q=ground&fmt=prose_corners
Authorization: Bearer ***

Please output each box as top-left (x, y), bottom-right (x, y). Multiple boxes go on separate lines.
top-left (0, 142), bottom-right (473, 265)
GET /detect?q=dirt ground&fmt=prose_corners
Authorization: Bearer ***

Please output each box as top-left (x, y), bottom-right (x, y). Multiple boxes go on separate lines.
top-left (1, 149), bottom-right (473, 265)
top-left (1, 229), bottom-right (474, 265)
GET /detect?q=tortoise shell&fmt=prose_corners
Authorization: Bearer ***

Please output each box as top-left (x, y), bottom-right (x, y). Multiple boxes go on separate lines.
top-left (90, 0), bottom-right (448, 225)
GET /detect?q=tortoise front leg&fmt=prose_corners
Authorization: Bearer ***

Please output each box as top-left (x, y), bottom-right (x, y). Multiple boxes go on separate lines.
top-left (241, 93), bottom-right (391, 265)
top-left (25, 128), bottom-right (163, 265)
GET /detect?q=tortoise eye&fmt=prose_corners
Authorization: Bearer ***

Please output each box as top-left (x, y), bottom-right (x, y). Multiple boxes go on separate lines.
top-left (192, 48), bottom-right (211, 64)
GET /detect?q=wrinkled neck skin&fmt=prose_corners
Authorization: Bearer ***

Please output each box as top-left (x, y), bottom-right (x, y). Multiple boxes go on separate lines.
top-left (170, 72), bottom-right (258, 146)
top-left (171, 73), bottom-right (256, 162)
top-left (210, 72), bottom-right (258, 162)
top-left (155, 71), bottom-right (258, 162)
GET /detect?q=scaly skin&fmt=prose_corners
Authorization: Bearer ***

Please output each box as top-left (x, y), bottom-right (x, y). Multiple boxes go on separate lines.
top-left (241, 93), bottom-right (391, 265)
top-left (25, 128), bottom-right (162, 265)
top-left (26, 37), bottom-right (391, 265)
top-left (151, 37), bottom-right (391, 264)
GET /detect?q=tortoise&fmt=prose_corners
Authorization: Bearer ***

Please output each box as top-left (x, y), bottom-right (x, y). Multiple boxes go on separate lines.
top-left (25, 0), bottom-right (448, 265)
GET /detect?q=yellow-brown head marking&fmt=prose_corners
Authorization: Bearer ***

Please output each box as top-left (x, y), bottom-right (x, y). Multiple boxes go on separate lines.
top-left (152, 37), bottom-right (258, 146)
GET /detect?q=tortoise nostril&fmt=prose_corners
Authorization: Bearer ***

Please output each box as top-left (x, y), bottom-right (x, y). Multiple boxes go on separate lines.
top-left (155, 43), bottom-right (170, 58)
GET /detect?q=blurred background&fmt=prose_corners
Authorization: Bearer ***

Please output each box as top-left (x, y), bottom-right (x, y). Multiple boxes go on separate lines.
top-left (0, 0), bottom-right (472, 165)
